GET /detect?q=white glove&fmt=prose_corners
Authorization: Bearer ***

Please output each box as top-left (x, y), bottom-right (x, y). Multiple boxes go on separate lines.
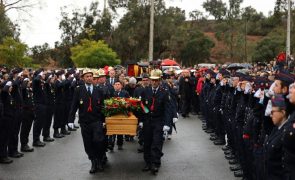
top-left (18, 71), bottom-right (23, 77)
top-left (48, 75), bottom-right (53, 79)
top-left (237, 85), bottom-right (242, 92)
top-left (5, 81), bottom-right (12, 87)
top-left (61, 74), bottom-right (66, 80)
top-left (244, 83), bottom-right (251, 94)
top-left (39, 71), bottom-right (44, 76)
top-left (173, 118), bottom-right (178, 123)
top-left (139, 122), bottom-right (143, 128)
top-left (70, 74), bottom-right (74, 78)
top-left (73, 78), bottom-right (76, 82)
top-left (68, 123), bottom-right (74, 129)
top-left (23, 78), bottom-right (29, 82)
top-left (163, 125), bottom-right (170, 132)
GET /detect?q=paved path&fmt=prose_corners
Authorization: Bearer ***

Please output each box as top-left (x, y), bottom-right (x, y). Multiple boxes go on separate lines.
top-left (0, 115), bottom-right (238, 180)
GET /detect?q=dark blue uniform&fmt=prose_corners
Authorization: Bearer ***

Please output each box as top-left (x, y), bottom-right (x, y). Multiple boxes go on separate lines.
top-left (32, 75), bottom-right (47, 144)
top-left (0, 86), bottom-right (16, 161)
top-left (68, 84), bottom-right (105, 168)
top-left (140, 86), bottom-right (171, 169)
top-left (20, 81), bottom-right (35, 147)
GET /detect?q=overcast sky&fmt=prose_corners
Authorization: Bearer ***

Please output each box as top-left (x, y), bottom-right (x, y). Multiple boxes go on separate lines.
top-left (7, 0), bottom-right (277, 47)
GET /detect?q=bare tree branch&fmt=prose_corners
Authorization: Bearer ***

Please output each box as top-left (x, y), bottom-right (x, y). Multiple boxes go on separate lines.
top-left (5, 3), bottom-right (35, 12)
top-left (5, 0), bottom-right (23, 8)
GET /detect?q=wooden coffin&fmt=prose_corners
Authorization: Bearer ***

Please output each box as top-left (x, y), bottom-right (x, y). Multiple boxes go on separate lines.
top-left (105, 113), bottom-right (138, 136)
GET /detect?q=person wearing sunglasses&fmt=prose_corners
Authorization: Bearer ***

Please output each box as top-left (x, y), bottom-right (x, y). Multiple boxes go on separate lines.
top-left (265, 94), bottom-right (290, 180)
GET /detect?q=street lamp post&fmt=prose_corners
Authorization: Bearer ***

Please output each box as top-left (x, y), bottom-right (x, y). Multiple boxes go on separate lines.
top-left (148, 0), bottom-right (155, 62)
top-left (286, 0), bottom-right (291, 63)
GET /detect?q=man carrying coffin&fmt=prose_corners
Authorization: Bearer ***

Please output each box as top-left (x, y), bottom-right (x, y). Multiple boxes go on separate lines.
top-left (68, 69), bottom-right (106, 174)
top-left (140, 69), bottom-right (172, 175)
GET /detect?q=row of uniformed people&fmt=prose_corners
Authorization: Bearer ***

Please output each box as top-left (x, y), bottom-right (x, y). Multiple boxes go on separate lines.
top-left (0, 68), bottom-right (80, 164)
top-left (199, 68), bottom-right (295, 180)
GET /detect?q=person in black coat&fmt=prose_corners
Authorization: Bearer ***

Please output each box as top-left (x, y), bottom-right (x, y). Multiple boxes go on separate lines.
top-left (42, 73), bottom-right (56, 142)
top-left (264, 95), bottom-right (289, 180)
top-left (179, 69), bottom-right (193, 118)
top-left (282, 83), bottom-right (295, 180)
top-left (8, 70), bottom-right (24, 158)
top-left (20, 77), bottom-right (35, 152)
top-left (108, 80), bottom-right (130, 150)
top-left (32, 70), bottom-right (47, 147)
top-left (0, 81), bottom-right (15, 164)
top-left (68, 69), bottom-right (106, 174)
top-left (53, 70), bottom-right (70, 138)
top-left (140, 69), bottom-right (171, 175)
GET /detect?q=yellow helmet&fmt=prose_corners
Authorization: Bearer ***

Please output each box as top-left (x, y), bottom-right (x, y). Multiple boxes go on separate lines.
top-left (150, 69), bottom-right (162, 80)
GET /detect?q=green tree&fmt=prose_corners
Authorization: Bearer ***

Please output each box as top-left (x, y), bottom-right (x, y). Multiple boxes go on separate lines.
top-left (202, 0), bottom-right (227, 20)
top-left (225, 0), bottom-right (243, 59)
top-left (252, 37), bottom-right (284, 62)
top-left (0, 37), bottom-right (32, 67)
top-left (71, 39), bottom-right (120, 68)
top-left (0, 6), bottom-right (19, 43)
top-left (180, 31), bottom-right (215, 66)
top-left (30, 43), bottom-right (51, 64)
top-left (110, 0), bottom-right (186, 63)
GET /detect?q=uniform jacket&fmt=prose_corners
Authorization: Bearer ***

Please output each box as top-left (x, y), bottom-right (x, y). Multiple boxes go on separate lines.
top-left (139, 86), bottom-right (171, 126)
top-left (33, 75), bottom-right (46, 105)
top-left (68, 84), bottom-right (105, 124)
top-left (264, 124), bottom-right (289, 180)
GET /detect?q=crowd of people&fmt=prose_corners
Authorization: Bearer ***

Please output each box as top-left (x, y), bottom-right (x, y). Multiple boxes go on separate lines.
top-left (0, 66), bottom-right (180, 175)
top-left (0, 61), bottom-right (295, 179)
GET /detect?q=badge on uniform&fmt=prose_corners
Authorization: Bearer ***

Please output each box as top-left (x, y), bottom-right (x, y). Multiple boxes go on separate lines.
top-left (80, 99), bottom-right (83, 104)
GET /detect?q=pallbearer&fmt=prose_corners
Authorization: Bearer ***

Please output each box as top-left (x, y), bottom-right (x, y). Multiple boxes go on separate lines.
top-left (68, 69), bottom-right (106, 174)
top-left (140, 69), bottom-right (171, 175)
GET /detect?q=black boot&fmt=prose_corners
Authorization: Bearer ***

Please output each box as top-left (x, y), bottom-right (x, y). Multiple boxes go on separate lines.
top-left (137, 145), bottom-right (144, 153)
top-left (8, 151), bottom-right (24, 158)
top-left (229, 159), bottom-right (239, 165)
top-left (53, 129), bottom-right (64, 138)
top-left (33, 140), bottom-right (46, 147)
top-left (214, 139), bottom-right (226, 145)
top-left (21, 144), bottom-right (34, 152)
top-left (97, 159), bottom-right (104, 172)
top-left (61, 128), bottom-right (71, 135)
top-left (234, 170), bottom-right (244, 177)
top-left (230, 164), bottom-right (242, 171)
top-left (0, 157), bottom-right (13, 164)
top-left (43, 137), bottom-right (55, 142)
top-left (89, 159), bottom-right (97, 174)
top-left (151, 164), bottom-right (159, 175)
top-left (142, 163), bottom-right (151, 172)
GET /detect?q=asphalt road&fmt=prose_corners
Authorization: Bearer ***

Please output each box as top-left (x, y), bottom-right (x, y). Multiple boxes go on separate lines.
top-left (0, 115), bottom-right (238, 180)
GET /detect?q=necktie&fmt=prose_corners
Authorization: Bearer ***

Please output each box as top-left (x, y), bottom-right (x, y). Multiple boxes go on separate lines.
top-left (153, 89), bottom-right (156, 96)
top-left (88, 86), bottom-right (91, 95)
top-left (111, 78), bottom-right (113, 85)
